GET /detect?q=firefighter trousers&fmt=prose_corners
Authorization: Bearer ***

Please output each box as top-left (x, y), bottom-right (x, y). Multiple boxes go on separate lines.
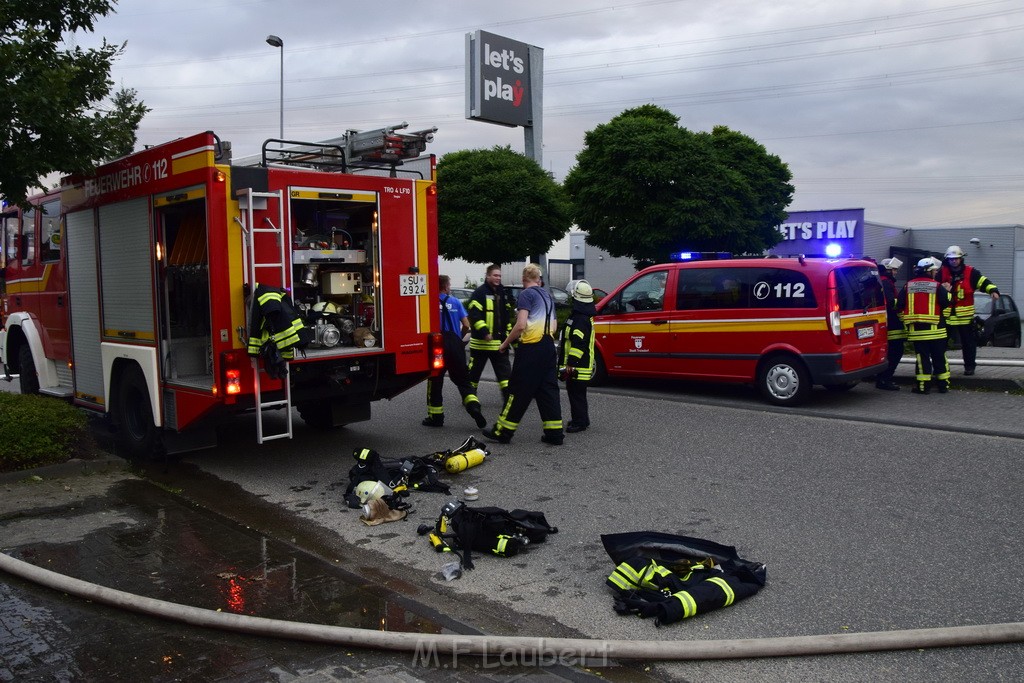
top-left (468, 348), bottom-right (512, 399)
top-left (495, 337), bottom-right (563, 439)
top-left (946, 322), bottom-right (977, 371)
top-left (912, 337), bottom-right (950, 390)
top-left (426, 332), bottom-right (480, 418)
top-left (565, 377), bottom-right (590, 427)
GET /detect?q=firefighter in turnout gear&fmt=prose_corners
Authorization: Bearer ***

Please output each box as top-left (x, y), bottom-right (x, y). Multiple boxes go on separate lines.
top-left (483, 264), bottom-right (563, 446)
top-left (559, 279), bottom-right (597, 432)
top-left (939, 245), bottom-right (1000, 376)
top-left (423, 275), bottom-right (487, 429)
top-left (466, 264), bottom-right (514, 402)
top-left (246, 283), bottom-right (312, 379)
top-left (897, 258), bottom-right (951, 394)
top-left (875, 258), bottom-right (906, 391)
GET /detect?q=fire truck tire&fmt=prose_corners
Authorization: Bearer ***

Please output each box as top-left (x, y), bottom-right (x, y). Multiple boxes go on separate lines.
top-left (757, 354), bottom-right (811, 406)
top-left (18, 345), bottom-right (40, 395)
top-left (297, 401), bottom-right (334, 429)
top-left (112, 364), bottom-right (163, 459)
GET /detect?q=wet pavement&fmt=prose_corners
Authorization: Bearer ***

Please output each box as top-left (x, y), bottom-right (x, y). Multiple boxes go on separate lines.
top-left (0, 471), bottom-right (622, 682)
top-left (1, 342), bottom-right (1022, 681)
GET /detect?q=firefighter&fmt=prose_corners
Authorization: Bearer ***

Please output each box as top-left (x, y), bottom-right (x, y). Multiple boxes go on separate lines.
top-left (466, 264), bottom-right (513, 402)
top-left (559, 279), bottom-right (597, 431)
top-left (875, 257), bottom-right (905, 391)
top-left (483, 264), bottom-right (564, 445)
top-left (897, 258), bottom-right (951, 394)
top-left (423, 275), bottom-right (486, 429)
top-left (939, 245), bottom-right (1000, 376)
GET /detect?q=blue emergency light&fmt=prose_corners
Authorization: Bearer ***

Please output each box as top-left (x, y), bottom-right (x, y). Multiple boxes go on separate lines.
top-left (669, 251), bottom-right (732, 262)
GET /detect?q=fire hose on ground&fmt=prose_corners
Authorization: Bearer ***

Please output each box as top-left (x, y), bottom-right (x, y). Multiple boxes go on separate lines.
top-left (2, 551), bottom-right (1022, 661)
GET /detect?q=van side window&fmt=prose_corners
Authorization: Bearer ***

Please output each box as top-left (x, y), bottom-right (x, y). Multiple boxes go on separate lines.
top-left (677, 267), bottom-right (815, 309)
top-left (747, 268), bottom-right (816, 308)
top-left (676, 268), bottom-right (749, 309)
top-left (618, 271), bottom-right (668, 312)
top-left (40, 200), bottom-right (62, 262)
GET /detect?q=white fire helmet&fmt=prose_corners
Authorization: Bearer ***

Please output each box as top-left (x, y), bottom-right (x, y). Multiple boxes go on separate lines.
top-left (917, 257), bottom-right (939, 272)
top-left (945, 245), bottom-right (965, 259)
top-left (567, 279), bottom-right (594, 303)
top-left (880, 257), bottom-right (903, 271)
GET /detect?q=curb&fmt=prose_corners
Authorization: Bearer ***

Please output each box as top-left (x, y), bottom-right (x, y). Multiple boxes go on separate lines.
top-left (0, 456), bottom-right (127, 485)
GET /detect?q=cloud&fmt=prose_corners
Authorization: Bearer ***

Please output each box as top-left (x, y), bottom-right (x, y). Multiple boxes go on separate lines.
top-left (75, 0), bottom-right (1023, 226)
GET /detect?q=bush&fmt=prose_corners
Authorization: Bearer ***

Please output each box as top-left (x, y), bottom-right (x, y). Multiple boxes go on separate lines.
top-left (0, 393), bottom-right (99, 473)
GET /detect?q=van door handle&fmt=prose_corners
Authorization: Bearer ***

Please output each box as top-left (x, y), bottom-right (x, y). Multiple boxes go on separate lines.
top-left (651, 319), bottom-right (668, 325)
top-left (57, 295), bottom-right (64, 307)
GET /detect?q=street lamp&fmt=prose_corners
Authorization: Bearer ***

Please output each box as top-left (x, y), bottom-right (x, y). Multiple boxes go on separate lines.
top-left (265, 35), bottom-right (284, 141)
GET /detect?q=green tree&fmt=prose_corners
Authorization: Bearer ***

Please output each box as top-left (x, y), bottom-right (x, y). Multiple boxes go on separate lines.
top-left (1, 0), bottom-right (148, 206)
top-left (563, 105), bottom-right (793, 267)
top-left (437, 146), bottom-right (572, 264)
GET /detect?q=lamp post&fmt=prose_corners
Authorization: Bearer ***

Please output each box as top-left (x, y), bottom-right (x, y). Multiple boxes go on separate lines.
top-left (265, 35), bottom-right (284, 141)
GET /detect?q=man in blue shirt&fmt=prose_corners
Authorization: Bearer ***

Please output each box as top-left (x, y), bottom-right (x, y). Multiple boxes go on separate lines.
top-left (423, 275), bottom-right (486, 428)
top-left (482, 264), bottom-right (564, 445)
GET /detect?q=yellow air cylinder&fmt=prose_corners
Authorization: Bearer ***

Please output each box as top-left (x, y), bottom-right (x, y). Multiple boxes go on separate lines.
top-left (445, 448), bottom-right (486, 474)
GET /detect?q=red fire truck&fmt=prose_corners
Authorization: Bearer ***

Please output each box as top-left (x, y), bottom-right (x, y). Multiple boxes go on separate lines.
top-left (1, 124), bottom-right (444, 456)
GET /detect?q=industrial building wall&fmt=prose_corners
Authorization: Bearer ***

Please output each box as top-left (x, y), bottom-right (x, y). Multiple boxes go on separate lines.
top-left (582, 244), bottom-right (639, 292)
top-left (862, 221), bottom-right (913, 264)
top-left (908, 225), bottom-right (1020, 302)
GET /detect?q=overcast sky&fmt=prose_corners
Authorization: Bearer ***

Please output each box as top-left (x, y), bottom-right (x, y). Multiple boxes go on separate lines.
top-left (77, 0), bottom-right (1023, 228)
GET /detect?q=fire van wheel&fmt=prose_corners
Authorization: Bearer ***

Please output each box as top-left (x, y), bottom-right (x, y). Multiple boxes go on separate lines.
top-left (112, 364), bottom-right (163, 459)
top-left (757, 355), bottom-right (811, 406)
top-left (18, 345), bottom-right (40, 395)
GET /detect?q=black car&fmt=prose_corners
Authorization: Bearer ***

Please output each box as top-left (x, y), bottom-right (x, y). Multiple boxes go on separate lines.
top-left (974, 292), bottom-right (1021, 347)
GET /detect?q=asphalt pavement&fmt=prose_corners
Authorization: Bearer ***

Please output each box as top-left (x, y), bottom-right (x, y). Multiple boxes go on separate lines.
top-left (2, 342), bottom-right (1023, 681)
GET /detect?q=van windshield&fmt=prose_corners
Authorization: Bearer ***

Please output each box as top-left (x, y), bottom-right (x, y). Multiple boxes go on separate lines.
top-left (835, 266), bottom-right (884, 311)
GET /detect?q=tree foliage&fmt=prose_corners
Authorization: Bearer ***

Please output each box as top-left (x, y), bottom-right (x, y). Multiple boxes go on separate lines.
top-left (0, 0), bottom-right (148, 206)
top-left (437, 146), bottom-right (572, 264)
top-left (563, 105), bottom-right (793, 267)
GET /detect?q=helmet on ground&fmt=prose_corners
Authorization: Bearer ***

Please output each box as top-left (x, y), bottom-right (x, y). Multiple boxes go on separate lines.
top-left (354, 480), bottom-right (391, 504)
top-left (567, 279), bottom-right (594, 303)
top-left (881, 257), bottom-right (903, 271)
top-left (917, 257), bottom-right (939, 272)
top-left (945, 245), bottom-right (964, 259)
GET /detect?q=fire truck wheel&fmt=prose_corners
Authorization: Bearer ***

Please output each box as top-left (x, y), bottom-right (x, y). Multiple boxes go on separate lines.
top-left (757, 354), bottom-right (811, 406)
top-left (297, 401), bottom-right (334, 429)
top-left (113, 364), bottom-right (163, 459)
top-left (18, 345), bottom-right (40, 395)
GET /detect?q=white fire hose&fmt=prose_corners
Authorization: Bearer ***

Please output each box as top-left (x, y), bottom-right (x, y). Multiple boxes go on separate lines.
top-left (2, 551), bottom-right (1022, 660)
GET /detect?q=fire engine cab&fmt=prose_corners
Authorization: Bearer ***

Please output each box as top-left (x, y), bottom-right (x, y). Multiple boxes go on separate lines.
top-left (1, 124), bottom-right (444, 456)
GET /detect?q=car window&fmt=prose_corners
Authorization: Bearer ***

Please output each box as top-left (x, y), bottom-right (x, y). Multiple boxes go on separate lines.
top-left (974, 294), bottom-right (993, 316)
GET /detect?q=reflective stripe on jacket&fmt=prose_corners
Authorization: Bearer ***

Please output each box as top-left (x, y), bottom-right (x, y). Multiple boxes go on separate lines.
top-left (897, 277), bottom-right (949, 342)
top-left (940, 264), bottom-right (998, 325)
top-left (467, 284), bottom-right (511, 351)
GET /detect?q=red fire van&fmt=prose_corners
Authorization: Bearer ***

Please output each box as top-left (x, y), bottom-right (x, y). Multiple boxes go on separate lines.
top-left (592, 256), bottom-right (887, 406)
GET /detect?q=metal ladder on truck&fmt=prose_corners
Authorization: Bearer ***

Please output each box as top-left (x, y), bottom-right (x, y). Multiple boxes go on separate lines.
top-left (236, 187), bottom-right (293, 444)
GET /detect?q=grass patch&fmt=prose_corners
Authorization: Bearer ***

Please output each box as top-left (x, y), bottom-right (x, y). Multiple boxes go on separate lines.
top-left (0, 393), bottom-right (100, 473)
